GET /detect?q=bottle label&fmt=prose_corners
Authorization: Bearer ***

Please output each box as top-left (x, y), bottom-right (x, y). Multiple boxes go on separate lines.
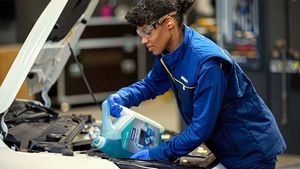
top-left (121, 118), bottom-right (162, 153)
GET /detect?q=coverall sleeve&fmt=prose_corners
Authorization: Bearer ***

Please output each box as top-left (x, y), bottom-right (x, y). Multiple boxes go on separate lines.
top-left (149, 59), bottom-right (229, 160)
top-left (117, 59), bottom-right (171, 108)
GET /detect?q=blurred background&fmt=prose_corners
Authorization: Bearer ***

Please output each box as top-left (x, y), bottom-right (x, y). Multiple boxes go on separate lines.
top-left (0, 0), bottom-right (300, 168)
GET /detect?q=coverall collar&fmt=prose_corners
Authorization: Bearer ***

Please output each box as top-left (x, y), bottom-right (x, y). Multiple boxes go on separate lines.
top-left (160, 25), bottom-right (191, 69)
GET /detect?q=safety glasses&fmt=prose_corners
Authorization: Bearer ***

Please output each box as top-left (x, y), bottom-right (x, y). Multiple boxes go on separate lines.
top-left (136, 11), bottom-right (177, 38)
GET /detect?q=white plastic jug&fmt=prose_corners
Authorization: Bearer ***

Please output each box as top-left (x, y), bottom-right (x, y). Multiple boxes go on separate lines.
top-left (92, 101), bottom-right (164, 158)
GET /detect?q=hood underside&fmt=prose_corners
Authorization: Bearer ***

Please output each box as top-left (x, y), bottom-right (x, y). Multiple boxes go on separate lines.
top-left (0, 0), bottom-right (98, 115)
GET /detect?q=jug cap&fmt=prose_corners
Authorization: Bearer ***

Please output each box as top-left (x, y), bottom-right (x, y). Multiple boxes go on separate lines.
top-left (91, 136), bottom-right (106, 149)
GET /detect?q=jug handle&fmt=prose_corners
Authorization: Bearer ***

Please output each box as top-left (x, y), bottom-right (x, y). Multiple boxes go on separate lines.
top-left (101, 100), bottom-right (115, 135)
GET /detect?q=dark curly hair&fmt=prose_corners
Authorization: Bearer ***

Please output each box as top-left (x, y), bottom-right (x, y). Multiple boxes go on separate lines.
top-left (125, 0), bottom-right (195, 27)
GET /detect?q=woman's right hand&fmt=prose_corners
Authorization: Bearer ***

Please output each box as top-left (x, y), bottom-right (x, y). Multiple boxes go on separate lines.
top-left (106, 94), bottom-right (124, 118)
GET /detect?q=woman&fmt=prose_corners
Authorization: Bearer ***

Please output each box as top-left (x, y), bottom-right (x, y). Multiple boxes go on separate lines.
top-left (105, 0), bottom-right (286, 168)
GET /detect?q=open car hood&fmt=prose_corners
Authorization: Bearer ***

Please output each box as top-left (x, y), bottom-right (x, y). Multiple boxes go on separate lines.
top-left (0, 0), bottom-right (98, 115)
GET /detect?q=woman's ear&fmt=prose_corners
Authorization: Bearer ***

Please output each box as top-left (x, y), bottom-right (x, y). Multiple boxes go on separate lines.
top-left (167, 17), bottom-right (175, 29)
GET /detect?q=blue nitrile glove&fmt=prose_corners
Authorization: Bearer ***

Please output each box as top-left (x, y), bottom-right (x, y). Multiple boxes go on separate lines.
top-left (131, 149), bottom-right (150, 160)
top-left (106, 94), bottom-right (124, 118)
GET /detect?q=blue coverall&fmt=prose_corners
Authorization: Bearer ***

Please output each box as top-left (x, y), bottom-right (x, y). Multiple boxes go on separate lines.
top-left (116, 25), bottom-right (286, 168)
